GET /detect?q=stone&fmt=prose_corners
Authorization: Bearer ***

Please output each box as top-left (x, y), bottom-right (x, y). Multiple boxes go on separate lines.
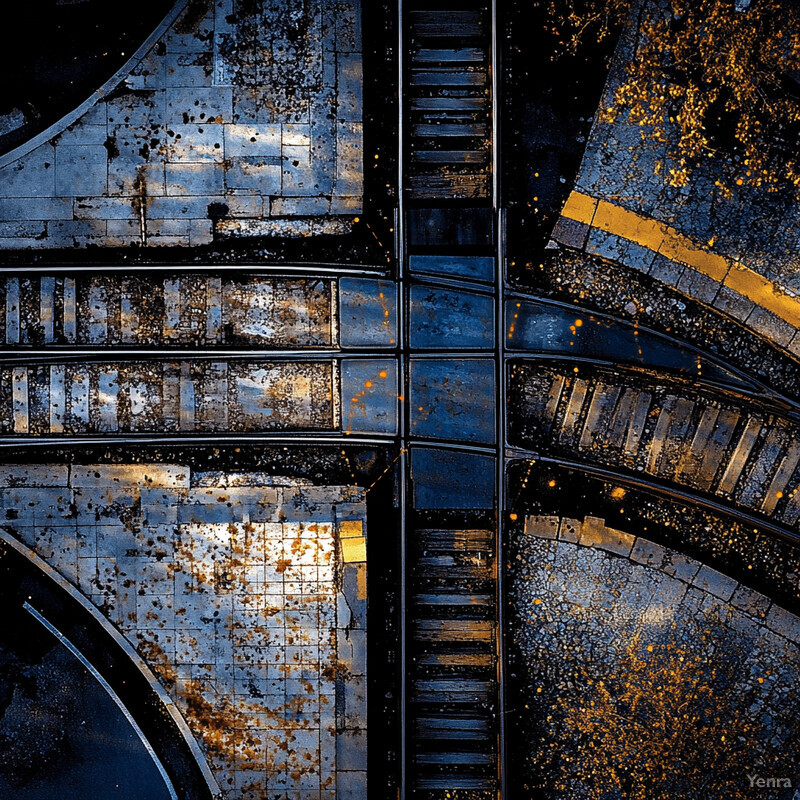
top-left (731, 584), bottom-right (771, 619)
top-left (766, 604), bottom-right (800, 645)
top-left (525, 515), bottom-right (560, 539)
top-left (630, 537), bottom-right (668, 568)
top-left (692, 564), bottom-right (738, 601)
top-left (578, 516), bottom-right (635, 557)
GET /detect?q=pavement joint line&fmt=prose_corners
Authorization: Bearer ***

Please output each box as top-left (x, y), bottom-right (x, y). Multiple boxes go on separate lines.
top-left (560, 190), bottom-right (800, 331)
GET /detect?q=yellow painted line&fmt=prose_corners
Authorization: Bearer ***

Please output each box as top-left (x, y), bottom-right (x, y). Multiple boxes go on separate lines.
top-left (561, 191), bottom-right (597, 225)
top-left (593, 200), bottom-right (666, 252)
top-left (659, 230), bottom-right (729, 282)
top-left (724, 264), bottom-right (800, 325)
top-left (560, 190), bottom-right (800, 328)
top-left (356, 563), bottom-right (367, 599)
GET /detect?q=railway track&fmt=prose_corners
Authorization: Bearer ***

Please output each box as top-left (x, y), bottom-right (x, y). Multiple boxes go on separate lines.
top-left (509, 361), bottom-right (800, 532)
top-left (400, 2), bottom-right (501, 797)
top-left (408, 524), bottom-right (498, 796)
top-left (406, 3), bottom-right (492, 201)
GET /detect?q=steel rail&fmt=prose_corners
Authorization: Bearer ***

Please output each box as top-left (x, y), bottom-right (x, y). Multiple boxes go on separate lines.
top-left (396, 0), bottom-right (408, 798)
top-left (502, 287), bottom-right (800, 412)
top-left (504, 446), bottom-right (800, 547)
top-left (0, 349), bottom-right (394, 361)
top-left (491, 2), bottom-right (507, 796)
top-left (0, 263), bottom-right (392, 277)
top-left (0, 432), bottom-right (399, 449)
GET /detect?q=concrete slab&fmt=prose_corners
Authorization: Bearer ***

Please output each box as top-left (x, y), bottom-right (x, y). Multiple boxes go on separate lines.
top-left (341, 359), bottom-right (398, 435)
top-left (0, 0), bottom-right (363, 248)
top-left (338, 278), bottom-right (397, 348)
top-left (409, 358), bottom-right (495, 444)
top-left (409, 285), bottom-right (494, 350)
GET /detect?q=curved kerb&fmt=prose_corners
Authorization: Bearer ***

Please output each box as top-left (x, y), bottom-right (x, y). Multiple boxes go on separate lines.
top-left (0, 0), bottom-right (191, 170)
top-left (0, 529), bottom-right (222, 800)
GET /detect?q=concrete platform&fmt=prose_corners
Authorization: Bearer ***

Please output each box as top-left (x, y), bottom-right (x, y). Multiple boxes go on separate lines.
top-left (0, 0), bottom-right (363, 249)
top-left (1, 462), bottom-right (368, 800)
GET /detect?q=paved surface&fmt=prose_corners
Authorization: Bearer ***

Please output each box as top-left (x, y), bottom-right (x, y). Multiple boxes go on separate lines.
top-left (0, 0), bottom-right (363, 249)
top-left (553, 190), bottom-right (800, 358)
top-left (0, 463), bottom-right (367, 800)
top-left (570, 22), bottom-right (800, 298)
top-left (508, 514), bottom-right (800, 797)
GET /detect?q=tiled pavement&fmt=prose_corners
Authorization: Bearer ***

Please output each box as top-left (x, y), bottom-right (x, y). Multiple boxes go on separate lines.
top-left (1, 463), bottom-right (368, 800)
top-left (0, 0), bottom-right (363, 249)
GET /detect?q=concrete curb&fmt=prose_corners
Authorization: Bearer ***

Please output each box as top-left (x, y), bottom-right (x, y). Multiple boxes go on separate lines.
top-left (525, 513), bottom-right (800, 646)
top-left (0, 0), bottom-right (191, 171)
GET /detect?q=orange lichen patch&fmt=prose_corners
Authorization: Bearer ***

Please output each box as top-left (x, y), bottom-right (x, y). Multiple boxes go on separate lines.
top-left (135, 636), bottom-right (177, 690)
top-left (178, 691), bottom-right (248, 762)
top-left (322, 658), bottom-right (352, 683)
top-left (535, 624), bottom-right (772, 799)
top-left (555, 0), bottom-right (800, 194)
